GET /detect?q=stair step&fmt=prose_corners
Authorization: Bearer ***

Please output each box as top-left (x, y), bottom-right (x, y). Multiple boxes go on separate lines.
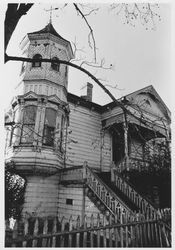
top-left (96, 172), bottom-right (139, 212)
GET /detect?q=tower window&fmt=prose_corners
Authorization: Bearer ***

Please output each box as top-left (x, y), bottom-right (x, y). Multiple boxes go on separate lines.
top-left (65, 66), bottom-right (68, 77)
top-left (32, 54), bottom-right (42, 67)
top-left (21, 105), bottom-right (37, 144)
top-left (43, 108), bottom-right (56, 146)
top-left (51, 57), bottom-right (60, 71)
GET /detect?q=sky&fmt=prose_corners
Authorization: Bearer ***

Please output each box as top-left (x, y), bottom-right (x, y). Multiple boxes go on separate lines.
top-left (1, 2), bottom-right (173, 111)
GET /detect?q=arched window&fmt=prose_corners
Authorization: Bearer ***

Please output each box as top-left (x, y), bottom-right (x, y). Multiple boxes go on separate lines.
top-left (21, 105), bottom-right (37, 144)
top-left (32, 54), bottom-right (42, 67)
top-left (43, 108), bottom-right (56, 146)
top-left (51, 57), bottom-right (60, 71)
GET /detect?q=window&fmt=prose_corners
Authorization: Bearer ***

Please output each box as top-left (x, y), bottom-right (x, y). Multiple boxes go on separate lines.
top-left (21, 106), bottom-right (37, 144)
top-left (66, 199), bottom-right (73, 205)
top-left (65, 66), bottom-right (68, 77)
top-left (32, 54), bottom-right (42, 67)
top-left (51, 57), bottom-right (60, 71)
top-left (43, 108), bottom-right (56, 146)
top-left (60, 115), bottom-right (65, 151)
top-left (20, 61), bottom-right (26, 75)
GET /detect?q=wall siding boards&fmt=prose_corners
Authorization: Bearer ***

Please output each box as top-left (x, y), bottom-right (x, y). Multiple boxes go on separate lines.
top-left (66, 104), bottom-right (102, 168)
top-left (58, 185), bottom-right (100, 223)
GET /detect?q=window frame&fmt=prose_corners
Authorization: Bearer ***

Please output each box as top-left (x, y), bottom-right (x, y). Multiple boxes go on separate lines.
top-left (51, 57), bottom-right (60, 72)
top-left (43, 108), bottom-right (57, 147)
top-left (32, 54), bottom-right (42, 68)
top-left (20, 105), bottom-right (37, 144)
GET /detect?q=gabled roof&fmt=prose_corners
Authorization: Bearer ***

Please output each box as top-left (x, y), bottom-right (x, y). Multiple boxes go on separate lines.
top-left (103, 85), bottom-right (170, 120)
top-left (68, 85), bottom-right (171, 122)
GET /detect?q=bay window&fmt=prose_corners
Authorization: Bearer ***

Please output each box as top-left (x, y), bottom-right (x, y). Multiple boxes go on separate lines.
top-left (43, 108), bottom-right (56, 146)
top-left (21, 105), bottom-right (37, 144)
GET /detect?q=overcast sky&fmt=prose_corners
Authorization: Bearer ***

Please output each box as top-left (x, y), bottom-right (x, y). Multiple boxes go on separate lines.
top-left (1, 2), bottom-right (173, 110)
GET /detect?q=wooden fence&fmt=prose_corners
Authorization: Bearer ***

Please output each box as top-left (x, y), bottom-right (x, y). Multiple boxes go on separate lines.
top-left (5, 211), bottom-right (171, 247)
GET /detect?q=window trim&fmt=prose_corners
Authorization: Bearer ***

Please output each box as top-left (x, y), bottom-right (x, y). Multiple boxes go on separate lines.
top-left (51, 57), bottom-right (60, 72)
top-left (43, 108), bottom-right (57, 147)
top-left (32, 54), bottom-right (42, 68)
top-left (20, 105), bottom-right (37, 144)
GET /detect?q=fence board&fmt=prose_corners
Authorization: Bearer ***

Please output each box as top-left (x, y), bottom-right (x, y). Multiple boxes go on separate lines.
top-left (90, 214), bottom-right (94, 247)
top-left (76, 216), bottom-right (80, 247)
top-left (22, 218), bottom-right (29, 247)
top-left (5, 211), bottom-right (171, 248)
top-left (32, 218), bottom-right (38, 247)
top-left (97, 214), bottom-right (101, 247)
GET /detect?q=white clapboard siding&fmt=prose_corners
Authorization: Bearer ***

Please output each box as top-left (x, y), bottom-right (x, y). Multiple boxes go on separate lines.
top-left (66, 104), bottom-right (103, 168)
top-left (58, 186), bottom-right (99, 222)
top-left (102, 106), bottom-right (123, 121)
top-left (22, 175), bottom-right (59, 217)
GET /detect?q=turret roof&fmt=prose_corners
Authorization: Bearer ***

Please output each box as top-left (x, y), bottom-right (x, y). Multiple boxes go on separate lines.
top-left (28, 22), bottom-right (69, 44)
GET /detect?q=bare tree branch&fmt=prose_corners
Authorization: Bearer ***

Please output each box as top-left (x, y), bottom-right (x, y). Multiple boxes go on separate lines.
top-left (5, 53), bottom-right (151, 129)
top-left (73, 3), bottom-right (97, 62)
top-left (5, 4), bottom-right (33, 51)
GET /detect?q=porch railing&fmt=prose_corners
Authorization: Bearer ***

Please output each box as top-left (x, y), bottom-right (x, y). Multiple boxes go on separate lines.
top-left (117, 157), bottom-right (150, 173)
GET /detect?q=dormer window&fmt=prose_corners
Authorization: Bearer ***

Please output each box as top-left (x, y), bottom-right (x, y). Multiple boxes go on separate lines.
top-left (32, 54), bottom-right (42, 67)
top-left (51, 57), bottom-right (60, 71)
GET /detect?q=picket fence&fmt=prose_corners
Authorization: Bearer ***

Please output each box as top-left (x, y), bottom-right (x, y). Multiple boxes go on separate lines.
top-left (5, 209), bottom-right (171, 247)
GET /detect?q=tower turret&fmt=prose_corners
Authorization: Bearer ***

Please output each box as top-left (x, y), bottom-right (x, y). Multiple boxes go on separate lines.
top-left (18, 22), bottom-right (73, 102)
top-left (5, 23), bottom-right (73, 217)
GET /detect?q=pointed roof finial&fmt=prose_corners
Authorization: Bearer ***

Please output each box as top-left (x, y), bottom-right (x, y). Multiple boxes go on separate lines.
top-left (45, 6), bottom-right (59, 24)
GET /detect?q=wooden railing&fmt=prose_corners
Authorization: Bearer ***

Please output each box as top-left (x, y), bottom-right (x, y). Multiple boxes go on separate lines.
top-left (117, 157), bottom-right (150, 173)
top-left (84, 164), bottom-right (134, 219)
top-left (5, 212), bottom-right (171, 247)
top-left (111, 167), bottom-right (157, 216)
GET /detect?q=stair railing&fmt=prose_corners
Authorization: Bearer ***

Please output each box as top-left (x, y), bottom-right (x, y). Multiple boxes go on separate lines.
top-left (110, 162), bottom-right (157, 217)
top-left (83, 162), bottom-right (134, 220)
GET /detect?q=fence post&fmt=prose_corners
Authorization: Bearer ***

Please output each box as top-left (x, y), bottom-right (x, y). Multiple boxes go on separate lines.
top-left (42, 217), bottom-right (48, 247)
top-left (90, 214), bottom-right (94, 247)
top-left (83, 215), bottom-right (87, 247)
top-left (52, 217), bottom-right (57, 247)
top-left (11, 220), bottom-right (18, 247)
top-left (67, 216), bottom-right (73, 247)
top-left (114, 215), bottom-right (119, 247)
top-left (109, 214), bottom-right (113, 247)
top-left (120, 211), bottom-right (124, 247)
top-left (32, 218), bottom-right (39, 247)
top-left (22, 217), bottom-right (29, 247)
top-left (101, 215), bottom-right (107, 247)
top-left (76, 216), bottom-right (80, 247)
top-left (60, 217), bottom-right (65, 247)
top-left (97, 214), bottom-right (101, 247)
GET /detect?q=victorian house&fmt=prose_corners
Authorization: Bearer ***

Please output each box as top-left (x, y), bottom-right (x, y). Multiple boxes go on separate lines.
top-left (5, 22), bottom-right (171, 223)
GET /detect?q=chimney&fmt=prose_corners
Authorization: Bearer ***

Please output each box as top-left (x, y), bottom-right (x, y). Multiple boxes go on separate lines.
top-left (86, 82), bottom-right (93, 102)
top-left (81, 82), bottom-right (93, 102)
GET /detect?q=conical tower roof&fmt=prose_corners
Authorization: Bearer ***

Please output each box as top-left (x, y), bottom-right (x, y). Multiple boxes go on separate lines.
top-left (25, 22), bottom-right (74, 59)
top-left (28, 22), bottom-right (70, 44)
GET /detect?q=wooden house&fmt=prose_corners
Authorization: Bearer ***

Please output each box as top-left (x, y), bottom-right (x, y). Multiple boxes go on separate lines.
top-left (5, 22), bottom-right (171, 224)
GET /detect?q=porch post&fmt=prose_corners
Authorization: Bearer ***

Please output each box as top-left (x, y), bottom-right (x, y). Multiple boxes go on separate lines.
top-left (123, 112), bottom-right (129, 171)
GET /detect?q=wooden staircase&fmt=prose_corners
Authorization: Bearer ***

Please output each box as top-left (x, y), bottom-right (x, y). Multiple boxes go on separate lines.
top-left (83, 163), bottom-right (158, 220)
